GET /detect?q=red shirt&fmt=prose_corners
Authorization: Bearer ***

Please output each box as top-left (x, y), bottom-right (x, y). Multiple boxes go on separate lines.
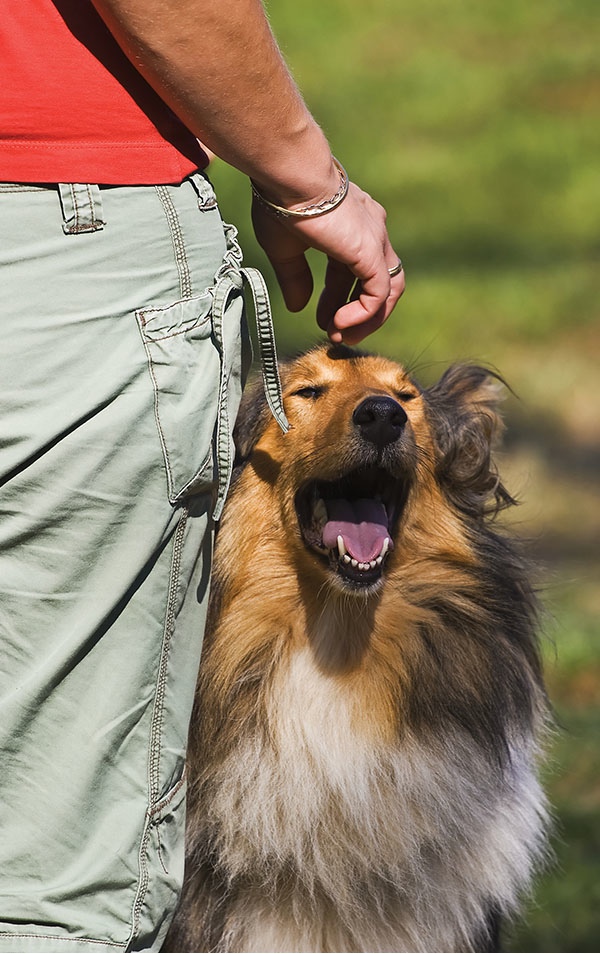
top-left (0, 0), bottom-right (208, 184)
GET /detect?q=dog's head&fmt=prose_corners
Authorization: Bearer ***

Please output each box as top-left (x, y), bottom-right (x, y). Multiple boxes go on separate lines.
top-left (231, 344), bottom-right (512, 596)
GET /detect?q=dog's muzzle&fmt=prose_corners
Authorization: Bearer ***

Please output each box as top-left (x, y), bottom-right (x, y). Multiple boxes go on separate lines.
top-left (295, 394), bottom-right (413, 591)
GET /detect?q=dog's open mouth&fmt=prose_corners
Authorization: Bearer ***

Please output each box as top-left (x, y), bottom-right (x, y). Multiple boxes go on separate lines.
top-left (295, 466), bottom-right (407, 588)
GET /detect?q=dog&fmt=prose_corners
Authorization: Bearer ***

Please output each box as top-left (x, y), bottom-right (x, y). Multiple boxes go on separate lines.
top-left (165, 343), bottom-right (549, 953)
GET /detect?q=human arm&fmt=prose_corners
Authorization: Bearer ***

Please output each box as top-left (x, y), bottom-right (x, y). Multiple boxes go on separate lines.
top-left (90, 0), bottom-right (404, 343)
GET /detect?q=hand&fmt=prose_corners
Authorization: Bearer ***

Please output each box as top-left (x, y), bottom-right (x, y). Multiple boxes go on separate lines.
top-left (251, 182), bottom-right (405, 345)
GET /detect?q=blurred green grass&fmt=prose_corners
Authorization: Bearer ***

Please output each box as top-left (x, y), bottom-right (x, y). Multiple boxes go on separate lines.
top-left (209, 1), bottom-right (600, 948)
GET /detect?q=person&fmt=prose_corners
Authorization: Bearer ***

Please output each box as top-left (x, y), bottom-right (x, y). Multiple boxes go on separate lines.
top-left (0, 1), bottom-right (404, 950)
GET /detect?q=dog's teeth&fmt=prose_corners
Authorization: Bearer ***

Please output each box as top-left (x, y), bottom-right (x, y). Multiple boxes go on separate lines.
top-left (343, 554), bottom-right (351, 564)
top-left (313, 498), bottom-right (327, 525)
top-left (370, 560), bottom-right (377, 569)
top-left (380, 537), bottom-right (390, 559)
top-left (376, 556), bottom-right (383, 566)
top-left (337, 535), bottom-right (347, 557)
top-left (351, 559), bottom-right (358, 568)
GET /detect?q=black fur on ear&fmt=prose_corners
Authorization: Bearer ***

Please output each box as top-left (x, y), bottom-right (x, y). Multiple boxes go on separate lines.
top-left (232, 376), bottom-right (271, 467)
top-left (232, 355), bottom-right (299, 467)
top-left (424, 364), bottom-right (516, 519)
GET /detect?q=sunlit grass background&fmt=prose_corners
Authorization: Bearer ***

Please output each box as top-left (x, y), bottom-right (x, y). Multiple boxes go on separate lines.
top-left (209, 1), bottom-right (599, 949)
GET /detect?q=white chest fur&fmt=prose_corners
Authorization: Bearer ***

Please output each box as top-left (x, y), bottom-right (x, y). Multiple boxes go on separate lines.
top-left (204, 646), bottom-right (547, 952)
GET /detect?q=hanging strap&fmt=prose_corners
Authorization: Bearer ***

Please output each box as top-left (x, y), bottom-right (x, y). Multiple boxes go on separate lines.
top-left (240, 266), bottom-right (290, 434)
top-left (210, 247), bottom-right (289, 520)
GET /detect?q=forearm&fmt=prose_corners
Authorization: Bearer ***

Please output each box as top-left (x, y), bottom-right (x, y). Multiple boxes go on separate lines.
top-left (90, 0), bottom-right (338, 203)
top-left (91, 0), bottom-right (404, 342)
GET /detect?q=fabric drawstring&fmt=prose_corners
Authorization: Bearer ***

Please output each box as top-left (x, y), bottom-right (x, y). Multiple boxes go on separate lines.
top-left (210, 225), bottom-right (289, 519)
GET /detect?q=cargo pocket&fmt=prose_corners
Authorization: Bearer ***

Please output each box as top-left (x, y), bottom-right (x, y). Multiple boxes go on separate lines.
top-left (137, 220), bottom-right (287, 514)
top-left (137, 294), bottom-right (221, 503)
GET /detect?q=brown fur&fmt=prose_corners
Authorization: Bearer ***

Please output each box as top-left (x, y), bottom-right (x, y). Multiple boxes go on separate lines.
top-left (165, 344), bottom-right (549, 953)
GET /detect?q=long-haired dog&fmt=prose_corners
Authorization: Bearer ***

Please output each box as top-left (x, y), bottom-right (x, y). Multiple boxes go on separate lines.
top-left (165, 344), bottom-right (549, 953)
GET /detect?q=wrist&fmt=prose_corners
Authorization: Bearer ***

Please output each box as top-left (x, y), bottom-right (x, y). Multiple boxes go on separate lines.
top-left (248, 128), bottom-right (344, 211)
top-left (251, 158), bottom-right (349, 219)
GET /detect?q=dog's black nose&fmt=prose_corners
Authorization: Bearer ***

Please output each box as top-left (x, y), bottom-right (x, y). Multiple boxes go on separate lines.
top-left (352, 395), bottom-right (408, 447)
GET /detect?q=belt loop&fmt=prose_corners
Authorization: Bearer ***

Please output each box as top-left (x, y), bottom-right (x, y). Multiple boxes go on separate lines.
top-left (58, 183), bottom-right (105, 234)
top-left (187, 171), bottom-right (218, 211)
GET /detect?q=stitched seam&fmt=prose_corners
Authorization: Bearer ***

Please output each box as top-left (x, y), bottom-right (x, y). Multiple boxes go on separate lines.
top-left (0, 138), bottom-right (196, 148)
top-left (64, 184), bottom-right (103, 234)
top-left (0, 933), bottom-right (124, 949)
top-left (169, 451), bottom-right (213, 502)
top-left (136, 310), bottom-right (214, 503)
top-left (128, 813), bottom-right (152, 947)
top-left (216, 361), bottom-right (231, 495)
top-left (128, 558), bottom-right (189, 954)
top-left (117, 509), bottom-right (192, 949)
top-left (148, 508), bottom-right (189, 805)
top-left (72, 183), bottom-right (80, 231)
top-left (242, 267), bottom-right (288, 431)
top-left (0, 184), bottom-right (48, 192)
top-left (138, 308), bottom-right (211, 342)
top-left (135, 313), bottom-right (175, 501)
top-left (155, 185), bottom-right (192, 299)
top-left (85, 183), bottom-right (97, 229)
top-left (209, 279), bottom-right (233, 519)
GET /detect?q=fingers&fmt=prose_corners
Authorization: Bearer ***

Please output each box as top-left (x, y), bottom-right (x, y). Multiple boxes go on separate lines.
top-left (313, 190), bottom-right (404, 342)
top-left (252, 179), bottom-right (405, 343)
top-left (318, 256), bottom-right (405, 344)
top-left (251, 195), bottom-right (314, 312)
top-left (315, 258), bottom-right (359, 333)
top-left (270, 254), bottom-right (314, 313)
top-left (330, 276), bottom-right (403, 345)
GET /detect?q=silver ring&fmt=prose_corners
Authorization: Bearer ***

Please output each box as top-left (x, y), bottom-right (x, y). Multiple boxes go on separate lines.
top-left (388, 260), bottom-right (403, 277)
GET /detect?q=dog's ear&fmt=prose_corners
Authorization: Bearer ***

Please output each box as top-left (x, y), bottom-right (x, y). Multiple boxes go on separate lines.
top-left (232, 377), bottom-right (271, 465)
top-left (424, 364), bottom-right (515, 517)
top-left (233, 355), bottom-right (299, 465)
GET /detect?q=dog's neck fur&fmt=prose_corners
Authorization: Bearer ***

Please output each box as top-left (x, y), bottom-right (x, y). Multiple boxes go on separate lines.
top-left (188, 582), bottom-right (546, 953)
top-left (301, 582), bottom-right (377, 672)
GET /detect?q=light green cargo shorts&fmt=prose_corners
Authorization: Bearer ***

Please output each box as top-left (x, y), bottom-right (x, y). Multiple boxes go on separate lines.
top-left (0, 175), bottom-right (285, 952)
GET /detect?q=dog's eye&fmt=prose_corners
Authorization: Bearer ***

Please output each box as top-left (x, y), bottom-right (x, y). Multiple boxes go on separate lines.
top-left (292, 386), bottom-right (324, 400)
top-left (395, 390), bottom-right (418, 402)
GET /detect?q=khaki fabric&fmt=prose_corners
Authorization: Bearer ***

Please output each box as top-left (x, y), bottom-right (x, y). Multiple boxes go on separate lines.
top-left (0, 175), bottom-right (251, 951)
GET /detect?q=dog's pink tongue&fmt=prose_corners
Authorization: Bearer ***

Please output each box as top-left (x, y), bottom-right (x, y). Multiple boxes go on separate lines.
top-left (322, 499), bottom-right (390, 562)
